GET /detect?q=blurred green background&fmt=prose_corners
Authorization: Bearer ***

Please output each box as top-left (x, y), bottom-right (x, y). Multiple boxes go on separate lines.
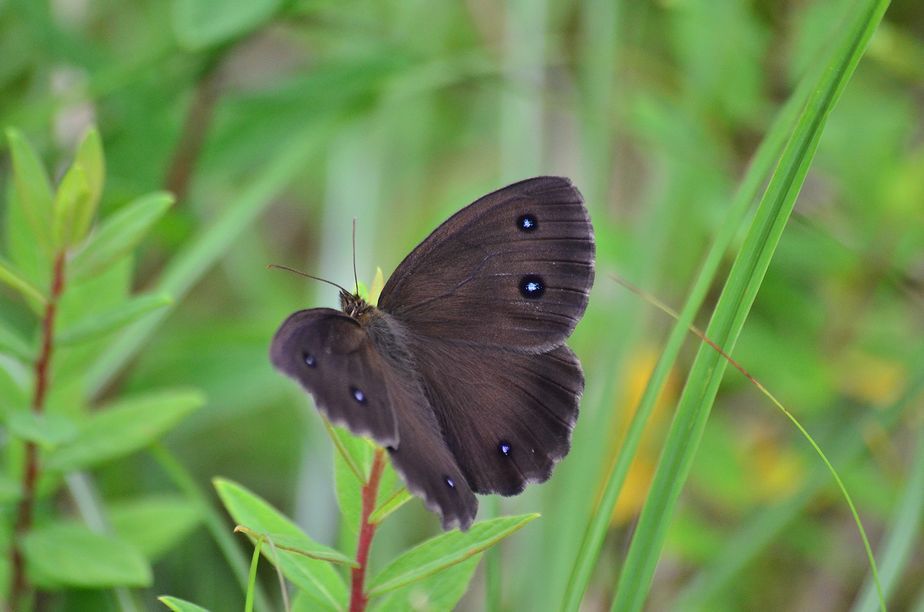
top-left (1, 0), bottom-right (923, 610)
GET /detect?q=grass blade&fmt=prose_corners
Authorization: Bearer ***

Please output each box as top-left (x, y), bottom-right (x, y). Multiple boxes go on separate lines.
top-left (560, 13), bottom-right (814, 612)
top-left (851, 418), bottom-right (924, 612)
top-left (610, 2), bottom-right (890, 610)
top-left (676, 361), bottom-right (924, 607)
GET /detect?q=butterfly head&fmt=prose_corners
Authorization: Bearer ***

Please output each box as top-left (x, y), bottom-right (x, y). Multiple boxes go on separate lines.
top-left (340, 289), bottom-right (375, 322)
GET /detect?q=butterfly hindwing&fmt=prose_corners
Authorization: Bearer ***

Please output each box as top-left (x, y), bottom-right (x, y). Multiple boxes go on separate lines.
top-left (270, 309), bottom-right (399, 447)
top-left (379, 364), bottom-right (478, 530)
top-left (378, 177), bottom-right (594, 354)
top-left (408, 336), bottom-right (583, 496)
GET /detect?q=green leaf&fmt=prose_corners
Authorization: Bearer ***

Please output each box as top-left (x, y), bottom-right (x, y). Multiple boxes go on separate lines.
top-left (7, 411), bottom-right (78, 448)
top-left (369, 488), bottom-right (412, 525)
top-left (371, 555), bottom-right (481, 612)
top-left (0, 257), bottom-right (46, 313)
top-left (6, 128), bottom-right (54, 256)
top-left (109, 495), bottom-right (202, 561)
top-left (73, 126), bottom-right (105, 238)
top-left (332, 426), bottom-right (370, 544)
top-left (172, 0), bottom-right (283, 50)
top-left (0, 317), bottom-right (33, 360)
top-left (70, 192), bottom-right (174, 281)
top-left (158, 596), bottom-right (211, 612)
top-left (57, 293), bottom-right (173, 346)
top-left (369, 267), bottom-right (385, 304)
top-left (22, 522), bottom-right (152, 588)
top-left (0, 353), bottom-right (30, 415)
top-left (214, 478), bottom-right (347, 610)
top-left (46, 388), bottom-right (204, 471)
top-left (0, 473), bottom-right (22, 504)
top-left (368, 513), bottom-right (539, 596)
top-left (52, 162), bottom-right (91, 248)
top-left (234, 526), bottom-right (357, 567)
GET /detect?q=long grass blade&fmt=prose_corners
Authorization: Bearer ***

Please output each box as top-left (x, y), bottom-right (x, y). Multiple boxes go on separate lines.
top-left (851, 417), bottom-right (924, 612)
top-left (560, 14), bottom-right (816, 611)
top-left (609, 2), bottom-right (890, 610)
top-left (676, 359), bottom-right (924, 608)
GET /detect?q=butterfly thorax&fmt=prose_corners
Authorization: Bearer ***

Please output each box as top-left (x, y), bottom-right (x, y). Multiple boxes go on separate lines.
top-left (340, 290), bottom-right (376, 323)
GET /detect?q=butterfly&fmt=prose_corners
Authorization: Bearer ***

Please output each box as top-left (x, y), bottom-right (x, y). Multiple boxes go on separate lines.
top-left (270, 177), bottom-right (595, 530)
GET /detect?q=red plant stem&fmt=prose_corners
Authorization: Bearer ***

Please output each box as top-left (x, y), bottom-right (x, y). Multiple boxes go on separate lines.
top-left (9, 251), bottom-right (67, 610)
top-left (349, 448), bottom-right (386, 612)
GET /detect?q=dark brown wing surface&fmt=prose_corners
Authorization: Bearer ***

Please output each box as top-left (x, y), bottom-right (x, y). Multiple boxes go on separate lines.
top-left (270, 309), bottom-right (398, 447)
top-left (378, 177), bottom-right (594, 354)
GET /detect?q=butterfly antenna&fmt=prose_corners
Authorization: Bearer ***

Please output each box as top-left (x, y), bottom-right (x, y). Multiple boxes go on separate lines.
top-left (352, 217), bottom-right (360, 296)
top-left (267, 264), bottom-right (351, 294)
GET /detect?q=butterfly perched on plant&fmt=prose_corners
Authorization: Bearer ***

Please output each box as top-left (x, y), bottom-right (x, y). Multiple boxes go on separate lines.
top-left (271, 177), bottom-right (594, 530)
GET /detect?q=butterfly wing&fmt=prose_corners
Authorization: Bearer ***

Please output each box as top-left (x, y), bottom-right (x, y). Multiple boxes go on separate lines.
top-left (270, 308), bottom-right (399, 447)
top-left (377, 176), bottom-right (594, 354)
top-left (407, 335), bottom-right (583, 495)
top-left (271, 308), bottom-right (478, 529)
top-left (378, 365), bottom-right (478, 530)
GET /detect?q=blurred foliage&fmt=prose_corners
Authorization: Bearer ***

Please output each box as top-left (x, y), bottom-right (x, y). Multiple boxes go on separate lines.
top-left (1, 0), bottom-right (923, 610)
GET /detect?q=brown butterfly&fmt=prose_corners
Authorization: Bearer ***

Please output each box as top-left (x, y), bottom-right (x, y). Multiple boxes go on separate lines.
top-left (271, 177), bottom-right (594, 530)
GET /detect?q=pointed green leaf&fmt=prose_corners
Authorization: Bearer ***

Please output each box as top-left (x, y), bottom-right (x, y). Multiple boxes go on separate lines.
top-left (7, 411), bottom-right (78, 448)
top-left (369, 267), bottom-right (385, 304)
top-left (0, 257), bottom-right (46, 313)
top-left (58, 293), bottom-right (173, 345)
top-left (0, 316), bottom-right (33, 360)
top-left (109, 495), bottom-right (202, 561)
top-left (172, 0), bottom-right (282, 50)
top-left (234, 526), bottom-right (357, 567)
top-left (332, 427), bottom-right (369, 543)
top-left (46, 388), bottom-right (204, 471)
top-left (369, 488), bottom-right (413, 525)
top-left (0, 353), bottom-right (30, 415)
top-left (52, 162), bottom-right (91, 248)
top-left (371, 555), bottom-right (481, 612)
top-left (6, 128), bottom-right (54, 255)
top-left (159, 597), bottom-right (211, 612)
top-left (368, 514), bottom-right (539, 596)
top-left (23, 522), bottom-right (152, 588)
top-left (73, 126), bottom-right (105, 237)
top-left (70, 192), bottom-right (174, 281)
top-left (0, 473), bottom-right (22, 503)
top-left (214, 478), bottom-right (347, 610)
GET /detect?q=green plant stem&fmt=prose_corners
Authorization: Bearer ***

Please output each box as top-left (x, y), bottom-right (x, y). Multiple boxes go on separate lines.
top-left (350, 448), bottom-right (386, 612)
top-left (245, 535), bottom-right (265, 612)
top-left (8, 250), bottom-right (66, 610)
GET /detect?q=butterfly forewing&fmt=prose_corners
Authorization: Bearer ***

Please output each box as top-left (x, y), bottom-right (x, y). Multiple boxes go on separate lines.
top-left (270, 309), bottom-right (399, 447)
top-left (378, 177), bottom-right (594, 354)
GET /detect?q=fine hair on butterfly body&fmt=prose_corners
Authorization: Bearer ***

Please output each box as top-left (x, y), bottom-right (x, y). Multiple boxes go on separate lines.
top-left (271, 176), bottom-right (595, 530)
